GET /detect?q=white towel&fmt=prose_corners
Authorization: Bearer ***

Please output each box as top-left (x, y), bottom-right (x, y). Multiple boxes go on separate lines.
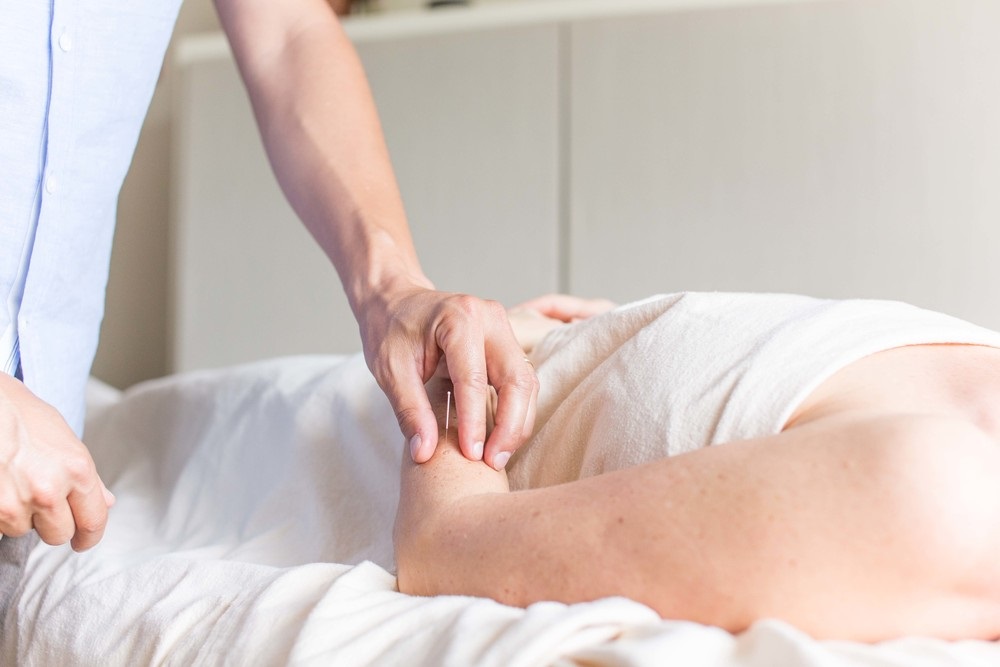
top-left (508, 292), bottom-right (1000, 490)
top-left (7, 293), bottom-right (1000, 666)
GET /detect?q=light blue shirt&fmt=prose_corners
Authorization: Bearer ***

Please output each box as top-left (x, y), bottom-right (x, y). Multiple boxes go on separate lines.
top-left (1, 1), bottom-right (182, 434)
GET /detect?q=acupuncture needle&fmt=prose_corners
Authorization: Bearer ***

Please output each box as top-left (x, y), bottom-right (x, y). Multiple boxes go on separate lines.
top-left (444, 390), bottom-right (452, 442)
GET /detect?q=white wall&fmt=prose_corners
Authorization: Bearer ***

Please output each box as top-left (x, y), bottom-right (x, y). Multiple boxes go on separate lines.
top-left (92, 1), bottom-right (220, 389)
top-left (567, 0), bottom-right (1000, 323)
top-left (170, 20), bottom-right (561, 372)
top-left (95, 0), bottom-right (1000, 388)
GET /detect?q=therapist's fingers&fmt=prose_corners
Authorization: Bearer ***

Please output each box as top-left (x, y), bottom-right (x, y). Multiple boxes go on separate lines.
top-left (397, 370), bottom-right (440, 463)
top-left (521, 374), bottom-right (539, 443)
top-left (67, 481), bottom-right (110, 552)
top-left (28, 472), bottom-right (109, 550)
top-left (513, 294), bottom-right (616, 322)
top-left (481, 319), bottom-right (539, 470)
top-left (31, 500), bottom-right (76, 546)
top-left (375, 345), bottom-right (441, 464)
top-left (435, 297), bottom-right (493, 462)
top-left (360, 287), bottom-right (538, 464)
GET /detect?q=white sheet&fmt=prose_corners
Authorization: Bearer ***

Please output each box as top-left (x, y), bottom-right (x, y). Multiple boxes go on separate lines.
top-left (4, 350), bottom-right (1000, 665)
top-left (512, 292), bottom-right (1000, 488)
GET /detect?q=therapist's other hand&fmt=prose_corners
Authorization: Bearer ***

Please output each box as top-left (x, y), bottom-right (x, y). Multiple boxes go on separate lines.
top-left (359, 284), bottom-right (538, 471)
top-left (0, 373), bottom-right (115, 551)
top-left (507, 294), bottom-right (617, 353)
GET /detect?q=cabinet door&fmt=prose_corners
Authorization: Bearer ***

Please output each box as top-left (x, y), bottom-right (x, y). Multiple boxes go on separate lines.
top-left (568, 1), bottom-right (1000, 329)
top-left (172, 23), bottom-right (560, 372)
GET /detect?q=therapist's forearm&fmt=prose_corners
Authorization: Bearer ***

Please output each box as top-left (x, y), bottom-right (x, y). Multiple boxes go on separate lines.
top-left (214, 0), bottom-right (432, 314)
top-left (214, 0), bottom-right (541, 469)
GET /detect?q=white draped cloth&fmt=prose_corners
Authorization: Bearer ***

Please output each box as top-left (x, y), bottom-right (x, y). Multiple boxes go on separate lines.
top-left (4, 293), bottom-right (1000, 665)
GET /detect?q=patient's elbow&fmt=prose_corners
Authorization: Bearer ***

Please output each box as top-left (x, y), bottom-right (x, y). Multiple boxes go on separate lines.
top-left (394, 511), bottom-right (478, 599)
top-left (393, 508), bottom-right (447, 598)
top-left (393, 530), bottom-right (428, 597)
top-left (395, 538), bottom-right (528, 606)
top-left (393, 504), bottom-right (528, 605)
top-left (395, 552), bottom-right (436, 598)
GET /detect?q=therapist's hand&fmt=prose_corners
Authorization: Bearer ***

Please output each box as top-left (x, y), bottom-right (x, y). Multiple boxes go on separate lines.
top-left (0, 373), bottom-right (115, 551)
top-left (359, 283), bottom-right (538, 471)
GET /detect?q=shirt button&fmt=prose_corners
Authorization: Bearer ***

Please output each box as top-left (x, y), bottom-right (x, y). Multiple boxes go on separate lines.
top-left (45, 175), bottom-right (58, 194)
top-left (58, 32), bottom-right (73, 52)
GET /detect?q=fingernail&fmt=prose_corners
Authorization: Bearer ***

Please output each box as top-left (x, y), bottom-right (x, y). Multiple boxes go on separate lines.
top-left (103, 488), bottom-right (117, 506)
top-left (493, 451), bottom-right (511, 471)
top-left (409, 434), bottom-right (422, 461)
top-left (471, 441), bottom-right (484, 461)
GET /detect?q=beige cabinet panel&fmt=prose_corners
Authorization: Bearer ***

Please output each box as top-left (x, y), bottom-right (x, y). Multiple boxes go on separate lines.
top-left (358, 26), bottom-right (560, 304)
top-left (568, 0), bottom-right (1000, 330)
top-left (172, 24), bottom-right (560, 372)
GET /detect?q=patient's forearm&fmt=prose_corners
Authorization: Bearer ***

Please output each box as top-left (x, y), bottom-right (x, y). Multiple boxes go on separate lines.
top-left (394, 411), bottom-right (1000, 640)
top-left (395, 435), bottom-right (681, 611)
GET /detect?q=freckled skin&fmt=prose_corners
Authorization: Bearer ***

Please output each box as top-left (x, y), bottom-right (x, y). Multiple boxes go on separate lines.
top-left (395, 339), bottom-right (1000, 641)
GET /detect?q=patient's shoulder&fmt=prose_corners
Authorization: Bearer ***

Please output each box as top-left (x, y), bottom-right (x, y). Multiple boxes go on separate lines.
top-left (785, 344), bottom-right (1000, 439)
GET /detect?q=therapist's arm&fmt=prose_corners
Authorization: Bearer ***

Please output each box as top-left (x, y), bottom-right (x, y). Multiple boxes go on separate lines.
top-left (213, 0), bottom-right (537, 468)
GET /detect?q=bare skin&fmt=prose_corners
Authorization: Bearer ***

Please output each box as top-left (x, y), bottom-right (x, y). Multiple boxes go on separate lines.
top-left (215, 0), bottom-right (538, 471)
top-left (394, 301), bottom-right (1000, 642)
top-left (0, 374), bottom-right (114, 551)
top-left (326, 0), bottom-right (353, 15)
